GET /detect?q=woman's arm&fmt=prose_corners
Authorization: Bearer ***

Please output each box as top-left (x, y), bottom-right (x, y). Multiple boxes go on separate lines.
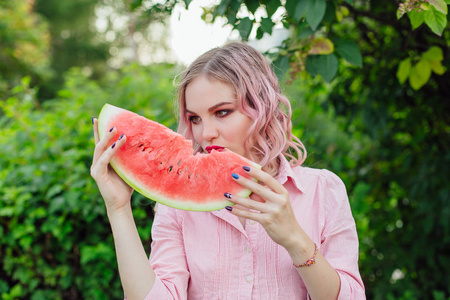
top-left (108, 206), bottom-right (156, 300)
top-left (90, 119), bottom-right (155, 300)
top-left (285, 233), bottom-right (340, 300)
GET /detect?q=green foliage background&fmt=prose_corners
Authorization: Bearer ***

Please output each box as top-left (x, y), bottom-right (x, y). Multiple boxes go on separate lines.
top-left (1, 0), bottom-right (449, 299)
top-left (0, 65), bottom-right (179, 299)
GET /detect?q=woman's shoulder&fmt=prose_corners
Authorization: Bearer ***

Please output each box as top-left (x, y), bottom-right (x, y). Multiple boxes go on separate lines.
top-left (290, 165), bottom-right (347, 191)
top-left (292, 165), bottom-right (342, 180)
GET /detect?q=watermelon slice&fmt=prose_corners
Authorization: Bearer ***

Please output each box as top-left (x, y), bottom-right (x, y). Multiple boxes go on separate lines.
top-left (98, 103), bottom-right (260, 211)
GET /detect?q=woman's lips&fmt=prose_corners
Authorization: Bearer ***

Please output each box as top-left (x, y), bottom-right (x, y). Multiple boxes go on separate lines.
top-left (205, 145), bottom-right (225, 154)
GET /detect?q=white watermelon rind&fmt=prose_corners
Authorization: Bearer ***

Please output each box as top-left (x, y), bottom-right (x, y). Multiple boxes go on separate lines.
top-left (98, 103), bottom-right (261, 211)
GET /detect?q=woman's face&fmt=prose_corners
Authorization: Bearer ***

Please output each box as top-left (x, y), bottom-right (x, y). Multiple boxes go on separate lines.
top-left (185, 75), bottom-right (254, 159)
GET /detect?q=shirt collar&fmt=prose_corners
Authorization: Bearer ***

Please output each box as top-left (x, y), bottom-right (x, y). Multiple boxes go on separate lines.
top-left (275, 155), bottom-right (305, 193)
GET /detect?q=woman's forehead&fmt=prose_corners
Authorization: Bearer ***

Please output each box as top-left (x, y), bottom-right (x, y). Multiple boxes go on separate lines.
top-left (185, 76), bottom-right (237, 112)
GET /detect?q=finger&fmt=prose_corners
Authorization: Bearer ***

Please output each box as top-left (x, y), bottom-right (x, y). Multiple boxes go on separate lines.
top-left (224, 193), bottom-right (268, 212)
top-left (92, 126), bottom-right (118, 166)
top-left (241, 166), bottom-right (286, 195)
top-left (93, 117), bottom-right (99, 144)
top-left (94, 134), bottom-right (127, 176)
top-left (225, 205), bottom-right (264, 223)
top-left (231, 172), bottom-right (279, 202)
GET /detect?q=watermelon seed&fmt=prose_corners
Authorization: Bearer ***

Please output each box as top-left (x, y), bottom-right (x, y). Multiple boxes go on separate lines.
top-left (188, 174), bottom-right (192, 179)
top-left (177, 160), bottom-right (182, 166)
top-left (168, 166), bottom-right (173, 173)
top-left (138, 144), bottom-right (143, 147)
top-left (177, 169), bottom-right (182, 175)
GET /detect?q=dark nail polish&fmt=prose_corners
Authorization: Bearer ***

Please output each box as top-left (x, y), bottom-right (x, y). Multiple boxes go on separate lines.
top-left (92, 117), bottom-right (94, 124)
top-left (243, 166), bottom-right (251, 172)
top-left (109, 126), bottom-right (114, 132)
top-left (225, 206), bottom-right (233, 211)
top-left (224, 192), bottom-right (232, 199)
top-left (111, 142), bottom-right (116, 149)
top-left (119, 134), bottom-right (124, 140)
top-left (232, 173), bottom-right (239, 180)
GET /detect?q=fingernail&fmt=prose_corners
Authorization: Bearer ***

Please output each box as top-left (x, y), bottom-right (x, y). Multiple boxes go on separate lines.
top-left (119, 134), bottom-right (124, 140)
top-left (232, 173), bottom-right (239, 180)
top-left (243, 166), bottom-right (251, 172)
top-left (109, 126), bottom-right (114, 132)
top-left (92, 117), bottom-right (94, 124)
top-left (225, 206), bottom-right (233, 211)
top-left (111, 142), bottom-right (116, 149)
top-left (224, 192), bottom-right (232, 199)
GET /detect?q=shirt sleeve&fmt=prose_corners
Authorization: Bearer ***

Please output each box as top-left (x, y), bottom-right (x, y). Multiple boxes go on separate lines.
top-left (320, 170), bottom-right (366, 300)
top-left (143, 204), bottom-right (190, 300)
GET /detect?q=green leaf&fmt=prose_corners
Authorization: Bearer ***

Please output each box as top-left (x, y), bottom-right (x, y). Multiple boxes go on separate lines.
top-left (256, 27), bottom-right (264, 39)
top-left (244, 0), bottom-right (260, 14)
top-left (429, 0), bottom-right (448, 14)
top-left (323, 1), bottom-right (336, 23)
top-left (408, 10), bottom-right (425, 30)
top-left (424, 7), bottom-right (447, 35)
top-left (397, 8), bottom-right (405, 20)
top-left (286, 0), bottom-right (310, 22)
top-left (21, 76), bottom-right (31, 87)
top-left (305, 54), bottom-right (339, 82)
top-left (306, 0), bottom-right (326, 30)
top-left (397, 58), bottom-right (412, 84)
top-left (0, 207), bottom-right (14, 217)
top-left (344, 0), bottom-right (354, 4)
top-left (422, 46), bottom-right (444, 62)
top-left (260, 17), bottom-right (274, 35)
top-left (309, 38), bottom-right (334, 55)
top-left (236, 17), bottom-right (253, 40)
top-left (430, 60), bottom-right (446, 75)
top-left (298, 26), bottom-right (315, 39)
top-left (334, 39), bottom-right (363, 67)
top-left (265, 0), bottom-right (281, 18)
top-left (184, 0), bottom-right (192, 9)
top-left (272, 54), bottom-right (290, 80)
top-left (409, 59), bottom-right (432, 90)
top-left (130, 0), bottom-right (142, 10)
top-left (214, 0), bottom-right (232, 17)
top-left (336, 5), bottom-right (350, 22)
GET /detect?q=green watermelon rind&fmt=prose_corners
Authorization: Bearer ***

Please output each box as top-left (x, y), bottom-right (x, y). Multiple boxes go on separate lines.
top-left (98, 103), bottom-right (261, 211)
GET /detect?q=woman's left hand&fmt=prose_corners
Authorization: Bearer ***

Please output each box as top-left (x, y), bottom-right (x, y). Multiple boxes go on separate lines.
top-left (226, 166), bottom-right (304, 251)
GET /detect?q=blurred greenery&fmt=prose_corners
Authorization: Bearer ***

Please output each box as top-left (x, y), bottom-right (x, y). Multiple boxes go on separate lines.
top-left (1, 0), bottom-right (449, 299)
top-left (0, 64), bottom-right (179, 299)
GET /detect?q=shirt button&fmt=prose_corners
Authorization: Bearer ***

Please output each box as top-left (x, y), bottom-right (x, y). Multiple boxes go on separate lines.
top-left (247, 246), bottom-right (251, 253)
top-left (249, 220), bottom-right (256, 225)
top-left (246, 277), bottom-right (252, 283)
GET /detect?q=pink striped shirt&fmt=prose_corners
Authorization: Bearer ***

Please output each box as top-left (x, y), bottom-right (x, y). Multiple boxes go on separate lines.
top-left (143, 157), bottom-right (365, 299)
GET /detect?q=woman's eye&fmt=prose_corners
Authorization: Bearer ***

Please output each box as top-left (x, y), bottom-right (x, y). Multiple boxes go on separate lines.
top-left (189, 116), bottom-right (200, 124)
top-left (216, 110), bottom-right (232, 117)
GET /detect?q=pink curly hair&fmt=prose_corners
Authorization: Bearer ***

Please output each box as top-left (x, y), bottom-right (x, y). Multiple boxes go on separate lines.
top-left (176, 42), bottom-right (306, 176)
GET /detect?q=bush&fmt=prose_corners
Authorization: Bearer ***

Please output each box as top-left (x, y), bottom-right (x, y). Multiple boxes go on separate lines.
top-left (0, 64), bottom-right (178, 299)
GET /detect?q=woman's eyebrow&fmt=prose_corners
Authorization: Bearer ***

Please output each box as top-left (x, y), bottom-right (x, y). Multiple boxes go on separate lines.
top-left (207, 102), bottom-right (233, 112)
top-left (186, 102), bottom-right (233, 115)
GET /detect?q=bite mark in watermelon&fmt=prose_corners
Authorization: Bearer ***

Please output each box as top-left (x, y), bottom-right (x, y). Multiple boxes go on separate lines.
top-left (98, 104), bottom-right (260, 211)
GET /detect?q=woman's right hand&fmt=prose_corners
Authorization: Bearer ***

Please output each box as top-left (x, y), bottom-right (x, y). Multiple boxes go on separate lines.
top-left (90, 118), bottom-right (134, 214)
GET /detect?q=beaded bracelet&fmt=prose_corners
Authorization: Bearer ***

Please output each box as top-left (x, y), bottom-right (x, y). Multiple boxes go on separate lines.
top-left (293, 243), bottom-right (318, 268)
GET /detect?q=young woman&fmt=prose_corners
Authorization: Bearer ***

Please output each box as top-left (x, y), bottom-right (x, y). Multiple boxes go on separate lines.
top-left (91, 42), bottom-right (365, 300)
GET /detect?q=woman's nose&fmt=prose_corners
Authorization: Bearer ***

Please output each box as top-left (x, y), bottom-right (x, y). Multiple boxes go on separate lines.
top-left (201, 121), bottom-right (219, 141)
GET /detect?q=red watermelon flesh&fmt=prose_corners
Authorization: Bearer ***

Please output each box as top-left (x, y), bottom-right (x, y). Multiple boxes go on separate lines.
top-left (98, 103), bottom-right (260, 211)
